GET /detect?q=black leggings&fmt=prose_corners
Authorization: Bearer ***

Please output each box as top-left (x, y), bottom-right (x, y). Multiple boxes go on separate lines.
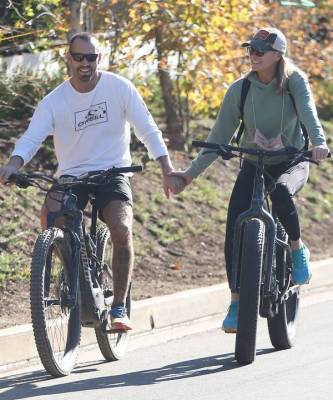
top-left (224, 159), bottom-right (309, 290)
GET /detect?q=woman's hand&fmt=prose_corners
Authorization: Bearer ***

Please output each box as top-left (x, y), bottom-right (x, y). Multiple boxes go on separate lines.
top-left (312, 144), bottom-right (330, 161)
top-left (167, 171), bottom-right (192, 195)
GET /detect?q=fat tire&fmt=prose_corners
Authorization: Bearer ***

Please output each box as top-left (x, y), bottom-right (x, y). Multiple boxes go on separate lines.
top-left (235, 218), bottom-right (265, 365)
top-left (267, 222), bottom-right (299, 349)
top-left (94, 226), bottom-right (130, 360)
top-left (30, 228), bottom-right (81, 377)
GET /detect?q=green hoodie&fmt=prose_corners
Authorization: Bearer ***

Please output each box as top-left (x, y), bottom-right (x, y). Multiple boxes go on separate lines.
top-left (187, 69), bottom-right (326, 179)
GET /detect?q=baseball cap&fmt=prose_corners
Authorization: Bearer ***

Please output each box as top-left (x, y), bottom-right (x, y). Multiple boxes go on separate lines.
top-left (242, 28), bottom-right (287, 54)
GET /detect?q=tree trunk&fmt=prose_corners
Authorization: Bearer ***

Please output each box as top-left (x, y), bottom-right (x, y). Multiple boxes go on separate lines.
top-left (68, 0), bottom-right (82, 39)
top-left (155, 29), bottom-right (184, 150)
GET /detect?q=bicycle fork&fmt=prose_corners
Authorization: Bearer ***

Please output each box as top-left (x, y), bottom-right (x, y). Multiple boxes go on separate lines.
top-left (230, 159), bottom-right (279, 317)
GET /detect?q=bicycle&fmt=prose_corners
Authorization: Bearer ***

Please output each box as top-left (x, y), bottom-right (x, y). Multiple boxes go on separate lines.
top-left (8, 165), bottom-right (142, 377)
top-left (192, 140), bottom-right (329, 365)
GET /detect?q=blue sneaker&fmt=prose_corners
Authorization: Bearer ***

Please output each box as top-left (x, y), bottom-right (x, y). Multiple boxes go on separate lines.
top-left (110, 305), bottom-right (132, 331)
top-left (222, 300), bottom-right (239, 333)
top-left (292, 244), bottom-right (312, 285)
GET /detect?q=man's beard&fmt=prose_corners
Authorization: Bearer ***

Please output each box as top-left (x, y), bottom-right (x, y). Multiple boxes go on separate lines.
top-left (76, 67), bottom-right (94, 82)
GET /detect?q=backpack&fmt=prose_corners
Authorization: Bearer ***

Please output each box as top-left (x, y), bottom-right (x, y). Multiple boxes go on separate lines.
top-left (234, 78), bottom-right (309, 150)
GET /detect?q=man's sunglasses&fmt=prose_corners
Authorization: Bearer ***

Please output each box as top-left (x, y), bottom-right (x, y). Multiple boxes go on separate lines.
top-left (70, 52), bottom-right (98, 62)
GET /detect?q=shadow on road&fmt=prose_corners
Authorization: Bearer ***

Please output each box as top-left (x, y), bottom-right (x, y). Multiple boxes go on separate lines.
top-left (0, 347), bottom-right (276, 399)
top-left (0, 351), bottom-right (238, 399)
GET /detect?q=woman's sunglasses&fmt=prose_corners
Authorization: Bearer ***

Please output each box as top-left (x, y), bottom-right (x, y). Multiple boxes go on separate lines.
top-left (70, 52), bottom-right (98, 62)
top-left (247, 46), bottom-right (266, 57)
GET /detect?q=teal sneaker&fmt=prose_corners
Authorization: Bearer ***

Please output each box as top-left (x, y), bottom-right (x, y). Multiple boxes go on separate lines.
top-left (291, 244), bottom-right (312, 285)
top-left (222, 300), bottom-right (239, 333)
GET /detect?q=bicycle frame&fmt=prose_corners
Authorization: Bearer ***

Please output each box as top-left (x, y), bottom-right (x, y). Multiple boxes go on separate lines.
top-left (47, 188), bottom-right (106, 327)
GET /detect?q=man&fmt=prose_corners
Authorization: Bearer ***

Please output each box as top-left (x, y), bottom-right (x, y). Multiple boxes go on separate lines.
top-left (0, 32), bottom-right (178, 331)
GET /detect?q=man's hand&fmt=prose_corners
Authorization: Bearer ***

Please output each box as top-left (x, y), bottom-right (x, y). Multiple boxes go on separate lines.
top-left (312, 144), bottom-right (330, 161)
top-left (168, 171), bottom-right (192, 195)
top-left (156, 155), bottom-right (193, 198)
top-left (156, 155), bottom-right (175, 198)
top-left (163, 174), bottom-right (188, 198)
top-left (0, 156), bottom-right (24, 184)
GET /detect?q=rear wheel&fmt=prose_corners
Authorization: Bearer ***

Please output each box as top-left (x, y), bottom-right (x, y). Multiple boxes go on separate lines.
top-left (267, 221), bottom-right (299, 349)
top-left (94, 226), bottom-right (130, 360)
top-left (30, 228), bottom-right (81, 377)
top-left (235, 219), bottom-right (265, 365)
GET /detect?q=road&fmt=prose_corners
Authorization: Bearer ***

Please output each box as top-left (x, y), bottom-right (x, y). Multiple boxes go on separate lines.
top-left (1, 282), bottom-right (333, 400)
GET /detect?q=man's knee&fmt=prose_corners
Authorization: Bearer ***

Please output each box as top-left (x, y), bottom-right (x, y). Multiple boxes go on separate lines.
top-left (109, 223), bottom-right (133, 245)
top-left (102, 201), bottom-right (133, 245)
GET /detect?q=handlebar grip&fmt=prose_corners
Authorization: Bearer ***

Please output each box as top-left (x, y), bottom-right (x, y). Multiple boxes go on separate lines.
top-left (7, 173), bottom-right (18, 181)
top-left (192, 140), bottom-right (220, 149)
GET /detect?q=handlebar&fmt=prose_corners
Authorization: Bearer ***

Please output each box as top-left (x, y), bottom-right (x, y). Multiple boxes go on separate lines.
top-left (192, 140), bottom-right (331, 162)
top-left (7, 165), bottom-right (144, 190)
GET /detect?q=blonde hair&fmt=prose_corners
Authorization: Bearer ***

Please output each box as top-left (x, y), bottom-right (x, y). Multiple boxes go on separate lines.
top-left (276, 55), bottom-right (297, 93)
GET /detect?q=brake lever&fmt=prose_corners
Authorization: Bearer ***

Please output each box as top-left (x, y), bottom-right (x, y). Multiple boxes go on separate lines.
top-left (202, 148), bottom-right (235, 160)
top-left (218, 151), bottom-right (237, 160)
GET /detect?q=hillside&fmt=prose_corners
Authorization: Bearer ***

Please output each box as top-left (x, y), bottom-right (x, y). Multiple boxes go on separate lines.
top-left (0, 121), bottom-right (332, 328)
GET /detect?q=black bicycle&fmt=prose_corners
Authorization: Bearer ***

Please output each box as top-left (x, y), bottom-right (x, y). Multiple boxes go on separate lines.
top-left (8, 165), bottom-right (142, 377)
top-left (192, 140), bottom-right (328, 365)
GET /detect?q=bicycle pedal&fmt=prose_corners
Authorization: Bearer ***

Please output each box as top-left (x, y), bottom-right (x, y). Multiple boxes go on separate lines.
top-left (105, 328), bottom-right (123, 334)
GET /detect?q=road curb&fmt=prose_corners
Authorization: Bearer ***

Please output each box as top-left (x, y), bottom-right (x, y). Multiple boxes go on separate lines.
top-left (0, 282), bottom-right (229, 372)
top-left (1, 257), bottom-right (332, 372)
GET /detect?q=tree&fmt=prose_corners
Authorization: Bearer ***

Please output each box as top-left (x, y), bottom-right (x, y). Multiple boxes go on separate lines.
top-left (0, 0), bottom-right (63, 54)
top-left (107, 0), bottom-right (258, 148)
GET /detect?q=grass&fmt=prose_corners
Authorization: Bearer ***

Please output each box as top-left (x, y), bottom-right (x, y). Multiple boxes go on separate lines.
top-left (132, 159), bottom-right (230, 262)
top-left (0, 118), bottom-right (332, 282)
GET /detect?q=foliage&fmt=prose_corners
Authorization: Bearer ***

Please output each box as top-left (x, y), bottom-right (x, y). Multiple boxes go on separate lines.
top-left (1, 0), bottom-right (333, 127)
top-left (106, 1), bottom-right (260, 123)
top-left (0, 0), bottom-right (63, 54)
top-left (0, 68), bottom-right (64, 122)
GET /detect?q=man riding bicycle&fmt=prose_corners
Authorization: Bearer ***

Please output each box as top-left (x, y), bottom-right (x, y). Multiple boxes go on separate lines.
top-left (0, 32), bottom-right (178, 332)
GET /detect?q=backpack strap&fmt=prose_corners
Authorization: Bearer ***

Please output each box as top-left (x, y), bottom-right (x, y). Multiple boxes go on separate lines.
top-left (286, 79), bottom-right (309, 150)
top-left (235, 78), bottom-right (251, 145)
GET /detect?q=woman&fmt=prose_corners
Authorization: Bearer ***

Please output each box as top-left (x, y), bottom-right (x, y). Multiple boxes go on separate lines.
top-left (169, 28), bottom-right (330, 333)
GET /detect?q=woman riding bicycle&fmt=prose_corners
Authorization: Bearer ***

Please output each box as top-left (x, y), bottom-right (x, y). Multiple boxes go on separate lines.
top-left (169, 27), bottom-right (330, 333)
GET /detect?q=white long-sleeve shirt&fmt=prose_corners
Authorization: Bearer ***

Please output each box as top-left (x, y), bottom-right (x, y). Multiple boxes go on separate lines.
top-left (12, 71), bottom-right (169, 176)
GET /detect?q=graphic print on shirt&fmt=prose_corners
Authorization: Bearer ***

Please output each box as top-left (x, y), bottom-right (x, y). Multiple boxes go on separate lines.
top-left (75, 101), bottom-right (108, 131)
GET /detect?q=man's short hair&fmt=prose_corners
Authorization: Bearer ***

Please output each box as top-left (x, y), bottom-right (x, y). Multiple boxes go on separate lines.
top-left (69, 32), bottom-right (100, 51)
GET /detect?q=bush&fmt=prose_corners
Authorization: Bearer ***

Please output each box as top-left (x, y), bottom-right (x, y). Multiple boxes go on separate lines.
top-left (0, 68), bottom-right (64, 123)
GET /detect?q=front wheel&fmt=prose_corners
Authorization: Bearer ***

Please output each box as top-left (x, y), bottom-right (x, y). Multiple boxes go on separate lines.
top-left (30, 228), bottom-right (81, 377)
top-left (94, 226), bottom-right (131, 360)
top-left (235, 218), bottom-right (265, 365)
top-left (267, 221), bottom-right (299, 349)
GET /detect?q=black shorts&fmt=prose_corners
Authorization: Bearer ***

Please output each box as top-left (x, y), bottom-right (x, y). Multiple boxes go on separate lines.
top-left (46, 173), bottom-right (133, 219)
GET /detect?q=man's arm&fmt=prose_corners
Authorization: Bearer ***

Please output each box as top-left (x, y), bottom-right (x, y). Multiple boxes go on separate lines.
top-left (0, 155), bottom-right (24, 184)
top-left (156, 155), bottom-right (173, 198)
top-left (157, 155), bottom-right (173, 176)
